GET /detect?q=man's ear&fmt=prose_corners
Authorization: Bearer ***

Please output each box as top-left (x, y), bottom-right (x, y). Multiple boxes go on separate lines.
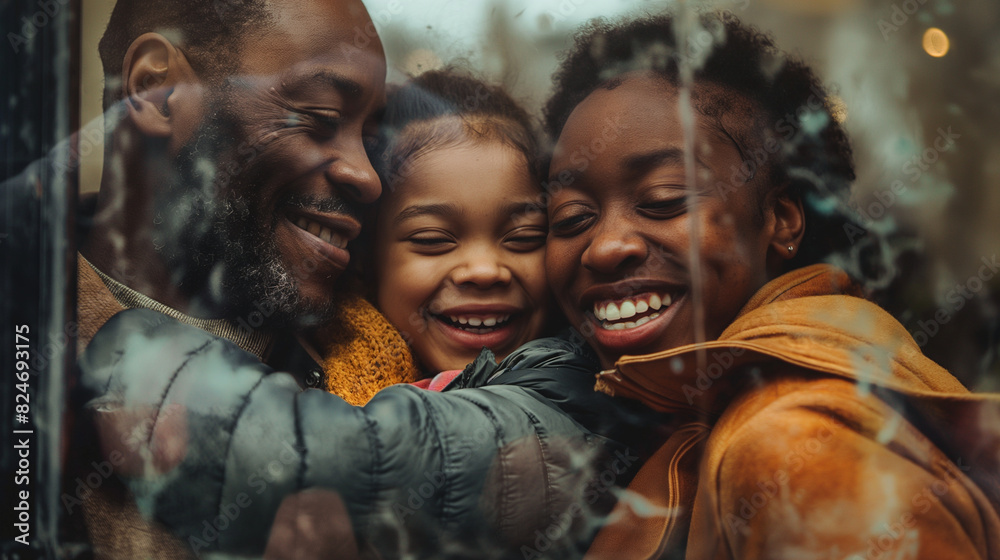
top-left (122, 33), bottom-right (200, 138)
top-left (768, 188), bottom-right (806, 260)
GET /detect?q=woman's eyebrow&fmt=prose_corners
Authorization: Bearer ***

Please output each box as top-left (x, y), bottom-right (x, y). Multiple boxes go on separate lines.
top-left (547, 147), bottom-right (694, 185)
top-left (623, 147), bottom-right (715, 181)
top-left (393, 203), bottom-right (461, 226)
top-left (622, 148), bottom-right (685, 174)
top-left (547, 166), bottom-right (582, 186)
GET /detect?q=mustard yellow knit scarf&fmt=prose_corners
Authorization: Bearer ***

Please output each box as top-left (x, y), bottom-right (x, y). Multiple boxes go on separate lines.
top-left (318, 292), bottom-right (423, 406)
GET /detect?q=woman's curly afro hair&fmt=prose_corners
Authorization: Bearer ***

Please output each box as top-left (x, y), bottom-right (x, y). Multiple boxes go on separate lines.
top-left (543, 11), bottom-right (862, 272)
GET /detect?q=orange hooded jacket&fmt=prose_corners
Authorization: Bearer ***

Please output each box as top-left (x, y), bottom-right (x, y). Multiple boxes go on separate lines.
top-left (587, 264), bottom-right (1000, 560)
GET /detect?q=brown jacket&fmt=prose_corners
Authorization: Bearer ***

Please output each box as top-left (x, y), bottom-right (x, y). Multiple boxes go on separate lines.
top-left (75, 254), bottom-right (196, 559)
top-left (587, 265), bottom-right (1000, 560)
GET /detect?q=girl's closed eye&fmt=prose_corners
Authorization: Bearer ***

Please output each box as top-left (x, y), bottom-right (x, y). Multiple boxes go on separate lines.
top-left (504, 226), bottom-right (547, 252)
top-left (406, 230), bottom-right (457, 252)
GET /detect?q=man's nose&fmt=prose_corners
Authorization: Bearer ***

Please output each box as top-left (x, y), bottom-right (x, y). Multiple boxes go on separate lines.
top-left (581, 221), bottom-right (648, 275)
top-left (324, 140), bottom-right (381, 205)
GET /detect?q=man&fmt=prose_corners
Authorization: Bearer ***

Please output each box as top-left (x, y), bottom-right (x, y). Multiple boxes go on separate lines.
top-left (78, 0), bottom-right (390, 381)
top-left (66, 0), bottom-right (411, 557)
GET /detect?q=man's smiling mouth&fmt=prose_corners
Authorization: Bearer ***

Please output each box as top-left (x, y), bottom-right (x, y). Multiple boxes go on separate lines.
top-left (292, 216), bottom-right (348, 249)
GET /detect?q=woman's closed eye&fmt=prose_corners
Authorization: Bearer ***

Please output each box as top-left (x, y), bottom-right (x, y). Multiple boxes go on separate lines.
top-left (549, 211), bottom-right (594, 237)
top-left (639, 197), bottom-right (686, 218)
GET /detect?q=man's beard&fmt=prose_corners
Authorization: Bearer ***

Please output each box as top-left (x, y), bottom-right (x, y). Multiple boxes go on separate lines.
top-left (151, 103), bottom-right (341, 330)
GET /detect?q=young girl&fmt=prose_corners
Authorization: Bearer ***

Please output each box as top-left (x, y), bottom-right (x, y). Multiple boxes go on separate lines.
top-left (541, 12), bottom-right (1000, 560)
top-left (318, 69), bottom-right (551, 401)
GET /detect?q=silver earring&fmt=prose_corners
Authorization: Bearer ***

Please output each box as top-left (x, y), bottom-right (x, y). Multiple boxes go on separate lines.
top-left (787, 245), bottom-right (795, 252)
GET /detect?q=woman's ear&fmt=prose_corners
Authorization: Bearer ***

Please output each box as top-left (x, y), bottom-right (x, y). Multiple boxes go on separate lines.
top-left (768, 188), bottom-right (805, 260)
top-left (121, 33), bottom-right (201, 139)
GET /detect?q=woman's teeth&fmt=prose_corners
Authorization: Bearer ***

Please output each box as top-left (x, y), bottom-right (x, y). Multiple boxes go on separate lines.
top-left (593, 293), bottom-right (673, 330)
top-left (294, 217), bottom-right (347, 249)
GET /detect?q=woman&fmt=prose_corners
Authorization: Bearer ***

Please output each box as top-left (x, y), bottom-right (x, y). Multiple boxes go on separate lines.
top-left (540, 11), bottom-right (1000, 560)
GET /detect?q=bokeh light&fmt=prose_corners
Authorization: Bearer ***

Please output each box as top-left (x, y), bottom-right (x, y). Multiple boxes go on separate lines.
top-left (922, 27), bottom-right (950, 58)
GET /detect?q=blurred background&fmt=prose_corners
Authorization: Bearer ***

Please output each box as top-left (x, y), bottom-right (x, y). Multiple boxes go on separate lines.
top-left (72, 0), bottom-right (1000, 388)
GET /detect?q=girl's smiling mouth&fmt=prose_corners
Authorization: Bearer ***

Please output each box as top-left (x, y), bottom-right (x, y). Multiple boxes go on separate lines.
top-left (426, 305), bottom-right (527, 352)
top-left (433, 313), bottom-right (513, 331)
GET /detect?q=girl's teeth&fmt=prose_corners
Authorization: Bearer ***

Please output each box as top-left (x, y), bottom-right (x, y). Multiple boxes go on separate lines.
top-left (444, 315), bottom-right (510, 329)
top-left (649, 294), bottom-right (662, 310)
top-left (635, 300), bottom-right (649, 314)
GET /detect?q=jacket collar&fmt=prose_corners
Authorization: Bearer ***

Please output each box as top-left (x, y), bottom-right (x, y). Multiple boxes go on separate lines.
top-left (596, 264), bottom-right (974, 416)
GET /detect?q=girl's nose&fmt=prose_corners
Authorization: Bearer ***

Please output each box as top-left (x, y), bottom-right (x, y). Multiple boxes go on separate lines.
top-left (451, 247), bottom-right (513, 289)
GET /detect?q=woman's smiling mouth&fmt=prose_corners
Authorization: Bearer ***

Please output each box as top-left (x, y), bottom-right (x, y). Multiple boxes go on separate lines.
top-left (593, 291), bottom-right (674, 330)
top-left (584, 287), bottom-right (687, 355)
